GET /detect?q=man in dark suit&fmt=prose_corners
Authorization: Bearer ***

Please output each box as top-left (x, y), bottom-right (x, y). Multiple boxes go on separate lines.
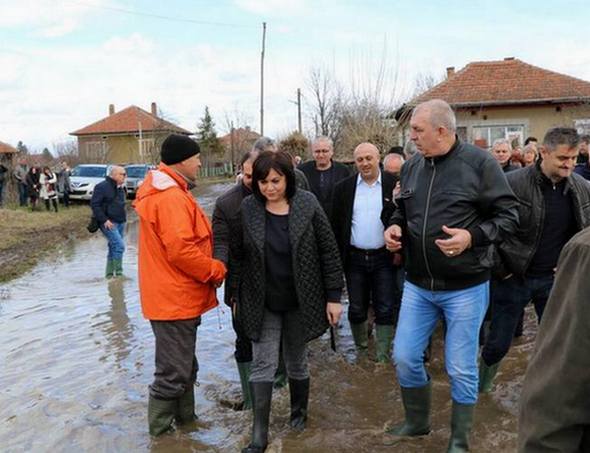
top-left (298, 136), bottom-right (350, 218)
top-left (332, 142), bottom-right (398, 362)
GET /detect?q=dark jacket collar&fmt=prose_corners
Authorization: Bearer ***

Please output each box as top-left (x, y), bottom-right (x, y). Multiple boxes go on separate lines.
top-left (425, 136), bottom-right (461, 163)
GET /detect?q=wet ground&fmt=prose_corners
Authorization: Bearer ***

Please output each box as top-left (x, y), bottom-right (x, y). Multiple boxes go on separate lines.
top-left (0, 182), bottom-right (535, 452)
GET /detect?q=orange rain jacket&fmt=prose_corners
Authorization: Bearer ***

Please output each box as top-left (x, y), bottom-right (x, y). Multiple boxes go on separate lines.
top-left (133, 163), bottom-right (226, 320)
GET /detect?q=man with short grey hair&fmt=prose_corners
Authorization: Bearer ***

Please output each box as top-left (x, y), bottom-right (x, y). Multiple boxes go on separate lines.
top-left (492, 138), bottom-right (518, 173)
top-left (383, 99), bottom-right (518, 451)
top-left (383, 153), bottom-right (404, 177)
top-left (480, 127), bottom-right (590, 395)
top-left (91, 165), bottom-right (127, 278)
top-left (298, 136), bottom-right (350, 217)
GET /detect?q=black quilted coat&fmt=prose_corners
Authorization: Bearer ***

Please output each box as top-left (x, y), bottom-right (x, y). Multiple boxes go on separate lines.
top-left (234, 190), bottom-right (344, 343)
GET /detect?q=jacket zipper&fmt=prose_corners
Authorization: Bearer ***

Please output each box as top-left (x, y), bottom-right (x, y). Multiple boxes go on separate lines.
top-left (423, 159), bottom-right (436, 290)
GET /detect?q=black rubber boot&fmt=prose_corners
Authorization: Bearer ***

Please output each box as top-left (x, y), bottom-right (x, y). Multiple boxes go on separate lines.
top-left (384, 382), bottom-right (431, 443)
top-left (289, 378), bottom-right (309, 431)
top-left (148, 395), bottom-right (177, 436)
top-left (176, 385), bottom-right (196, 425)
top-left (242, 381), bottom-right (273, 453)
top-left (237, 361), bottom-right (253, 411)
top-left (447, 402), bottom-right (475, 452)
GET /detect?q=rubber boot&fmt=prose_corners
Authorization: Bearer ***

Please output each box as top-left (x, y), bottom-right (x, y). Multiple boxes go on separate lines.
top-left (289, 378), bottom-right (309, 431)
top-left (176, 385), bottom-right (196, 425)
top-left (112, 258), bottom-right (123, 277)
top-left (375, 324), bottom-right (394, 363)
top-left (273, 354), bottom-right (287, 389)
top-left (350, 321), bottom-right (369, 356)
top-left (447, 402), bottom-right (475, 452)
top-left (384, 382), bottom-right (431, 442)
top-left (478, 360), bottom-right (500, 393)
top-left (148, 395), bottom-right (177, 436)
top-left (237, 361), bottom-right (253, 410)
top-left (105, 259), bottom-right (114, 278)
top-left (242, 381), bottom-right (273, 453)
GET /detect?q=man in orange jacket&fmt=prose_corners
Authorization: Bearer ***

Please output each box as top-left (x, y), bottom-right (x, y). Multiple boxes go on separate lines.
top-left (134, 134), bottom-right (226, 436)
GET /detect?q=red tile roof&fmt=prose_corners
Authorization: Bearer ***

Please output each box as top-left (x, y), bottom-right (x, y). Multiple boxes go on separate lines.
top-left (413, 58), bottom-right (590, 107)
top-left (0, 141), bottom-right (18, 154)
top-left (219, 127), bottom-right (261, 147)
top-left (71, 105), bottom-right (192, 136)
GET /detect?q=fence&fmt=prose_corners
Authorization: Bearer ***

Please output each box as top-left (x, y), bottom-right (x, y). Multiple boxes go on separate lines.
top-left (199, 162), bottom-right (234, 178)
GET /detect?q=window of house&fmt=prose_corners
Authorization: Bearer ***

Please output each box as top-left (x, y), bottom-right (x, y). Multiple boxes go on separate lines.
top-left (472, 125), bottom-right (525, 150)
top-left (574, 119), bottom-right (590, 135)
top-left (138, 138), bottom-right (155, 161)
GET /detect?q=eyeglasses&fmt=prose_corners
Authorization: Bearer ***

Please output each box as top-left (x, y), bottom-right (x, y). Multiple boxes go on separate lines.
top-left (313, 149), bottom-right (331, 154)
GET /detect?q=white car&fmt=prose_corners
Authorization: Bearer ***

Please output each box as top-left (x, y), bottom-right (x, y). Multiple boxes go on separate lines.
top-left (70, 164), bottom-right (110, 201)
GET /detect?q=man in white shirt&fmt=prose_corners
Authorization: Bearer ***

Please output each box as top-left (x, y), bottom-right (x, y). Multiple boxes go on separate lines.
top-left (332, 143), bottom-right (398, 362)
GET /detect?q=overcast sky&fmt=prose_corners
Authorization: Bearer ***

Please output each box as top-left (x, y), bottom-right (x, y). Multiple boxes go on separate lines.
top-left (1, 0), bottom-right (589, 151)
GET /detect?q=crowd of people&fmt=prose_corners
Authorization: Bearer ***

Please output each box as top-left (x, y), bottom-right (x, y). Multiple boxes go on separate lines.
top-left (6, 160), bottom-right (73, 211)
top-left (86, 99), bottom-right (590, 453)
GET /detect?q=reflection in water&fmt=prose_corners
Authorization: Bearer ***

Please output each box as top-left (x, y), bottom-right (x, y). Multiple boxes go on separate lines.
top-left (105, 278), bottom-right (133, 368)
top-left (0, 181), bottom-right (528, 452)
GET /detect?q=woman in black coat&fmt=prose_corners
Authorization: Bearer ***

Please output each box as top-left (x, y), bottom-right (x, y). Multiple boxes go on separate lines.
top-left (25, 167), bottom-right (40, 211)
top-left (236, 151), bottom-right (344, 453)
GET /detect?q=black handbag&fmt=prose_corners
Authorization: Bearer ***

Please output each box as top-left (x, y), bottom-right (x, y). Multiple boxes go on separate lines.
top-left (87, 216), bottom-right (100, 233)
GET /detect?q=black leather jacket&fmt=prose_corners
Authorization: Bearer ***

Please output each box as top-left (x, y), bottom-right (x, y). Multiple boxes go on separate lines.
top-left (498, 163), bottom-right (590, 276)
top-left (390, 139), bottom-right (519, 291)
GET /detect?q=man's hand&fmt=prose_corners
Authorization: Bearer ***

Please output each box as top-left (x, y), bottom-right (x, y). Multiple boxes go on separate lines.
top-left (326, 302), bottom-right (342, 327)
top-left (435, 225), bottom-right (472, 257)
top-left (104, 219), bottom-right (114, 230)
top-left (384, 225), bottom-right (403, 252)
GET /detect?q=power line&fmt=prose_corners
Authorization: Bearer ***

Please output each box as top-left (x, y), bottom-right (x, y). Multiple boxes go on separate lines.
top-left (63, 0), bottom-right (257, 29)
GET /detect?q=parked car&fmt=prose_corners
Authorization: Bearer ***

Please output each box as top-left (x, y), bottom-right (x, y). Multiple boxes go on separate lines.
top-left (70, 164), bottom-right (110, 201)
top-left (125, 164), bottom-right (155, 199)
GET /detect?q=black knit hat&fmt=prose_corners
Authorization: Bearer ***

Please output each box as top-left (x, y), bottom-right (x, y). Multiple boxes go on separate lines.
top-left (160, 134), bottom-right (200, 165)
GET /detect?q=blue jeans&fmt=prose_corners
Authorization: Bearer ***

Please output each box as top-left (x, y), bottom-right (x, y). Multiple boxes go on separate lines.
top-left (345, 247), bottom-right (400, 326)
top-left (481, 274), bottom-right (553, 366)
top-left (100, 222), bottom-right (126, 260)
top-left (393, 280), bottom-right (489, 404)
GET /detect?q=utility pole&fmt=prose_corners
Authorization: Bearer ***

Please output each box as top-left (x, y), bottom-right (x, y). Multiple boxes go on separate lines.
top-left (289, 88), bottom-right (303, 134)
top-left (297, 88), bottom-right (302, 134)
top-left (260, 22), bottom-right (266, 136)
top-left (230, 121), bottom-right (235, 174)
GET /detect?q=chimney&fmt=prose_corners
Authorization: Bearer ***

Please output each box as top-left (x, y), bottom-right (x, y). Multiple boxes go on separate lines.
top-left (109, 104), bottom-right (115, 115)
top-left (151, 102), bottom-right (157, 116)
top-left (504, 57), bottom-right (515, 61)
top-left (446, 67), bottom-right (455, 78)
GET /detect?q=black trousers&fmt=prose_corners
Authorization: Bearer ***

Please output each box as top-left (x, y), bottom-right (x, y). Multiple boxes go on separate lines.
top-left (149, 317), bottom-right (200, 400)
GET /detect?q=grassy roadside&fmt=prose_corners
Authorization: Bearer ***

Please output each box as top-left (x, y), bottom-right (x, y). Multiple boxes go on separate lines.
top-left (0, 205), bottom-right (92, 283)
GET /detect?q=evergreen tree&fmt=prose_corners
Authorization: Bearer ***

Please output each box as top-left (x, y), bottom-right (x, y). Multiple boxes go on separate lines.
top-left (196, 106), bottom-right (224, 166)
top-left (16, 141), bottom-right (29, 155)
top-left (42, 147), bottom-right (53, 161)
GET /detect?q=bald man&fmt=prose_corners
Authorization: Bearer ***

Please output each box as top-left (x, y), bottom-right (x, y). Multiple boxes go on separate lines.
top-left (383, 153), bottom-right (404, 177)
top-left (90, 165), bottom-right (128, 278)
top-left (331, 143), bottom-right (399, 363)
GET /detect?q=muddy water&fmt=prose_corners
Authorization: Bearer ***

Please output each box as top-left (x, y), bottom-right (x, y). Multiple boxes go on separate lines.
top-left (0, 182), bottom-right (532, 452)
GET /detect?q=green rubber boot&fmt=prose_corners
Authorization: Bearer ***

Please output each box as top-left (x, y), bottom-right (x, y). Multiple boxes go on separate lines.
top-left (237, 361), bottom-right (253, 410)
top-left (350, 321), bottom-right (369, 356)
top-left (384, 382), bottom-right (431, 442)
top-left (112, 258), bottom-right (123, 277)
top-left (478, 360), bottom-right (500, 393)
top-left (148, 395), bottom-right (177, 436)
top-left (447, 402), bottom-right (475, 452)
top-left (375, 324), bottom-right (395, 363)
top-left (105, 259), bottom-right (114, 278)
top-left (177, 385), bottom-right (197, 425)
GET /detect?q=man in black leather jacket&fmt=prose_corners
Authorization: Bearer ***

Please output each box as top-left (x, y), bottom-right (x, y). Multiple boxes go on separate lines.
top-left (383, 99), bottom-right (519, 451)
top-left (479, 127), bottom-right (590, 394)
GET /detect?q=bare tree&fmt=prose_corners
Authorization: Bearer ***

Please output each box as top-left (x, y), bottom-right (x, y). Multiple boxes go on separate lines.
top-left (412, 70), bottom-right (445, 98)
top-left (305, 65), bottom-right (344, 142)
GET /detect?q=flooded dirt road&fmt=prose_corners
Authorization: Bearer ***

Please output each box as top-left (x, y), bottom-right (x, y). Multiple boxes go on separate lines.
top-left (0, 182), bottom-right (532, 452)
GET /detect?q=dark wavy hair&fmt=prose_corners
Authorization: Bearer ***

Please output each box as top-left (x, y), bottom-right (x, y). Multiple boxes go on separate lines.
top-left (251, 150), bottom-right (296, 202)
